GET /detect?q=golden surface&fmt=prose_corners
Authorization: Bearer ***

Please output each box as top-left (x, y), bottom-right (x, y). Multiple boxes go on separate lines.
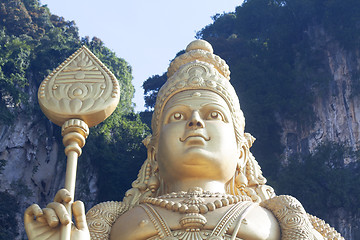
top-left (38, 46), bottom-right (120, 127)
top-left (25, 40), bottom-right (344, 240)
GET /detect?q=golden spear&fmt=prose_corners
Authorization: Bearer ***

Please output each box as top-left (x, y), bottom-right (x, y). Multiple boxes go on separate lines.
top-left (38, 46), bottom-right (120, 240)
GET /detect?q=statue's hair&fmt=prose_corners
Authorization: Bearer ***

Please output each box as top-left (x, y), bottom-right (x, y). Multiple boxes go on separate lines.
top-left (225, 133), bottom-right (275, 202)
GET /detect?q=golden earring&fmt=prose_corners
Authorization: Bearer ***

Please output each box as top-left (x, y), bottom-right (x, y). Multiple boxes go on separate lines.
top-left (148, 162), bottom-right (160, 193)
top-left (148, 175), bottom-right (160, 192)
top-left (235, 163), bottom-right (248, 189)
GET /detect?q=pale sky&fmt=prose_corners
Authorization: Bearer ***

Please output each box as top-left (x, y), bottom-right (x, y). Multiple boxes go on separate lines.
top-left (40, 1), bottom-right (243, 111)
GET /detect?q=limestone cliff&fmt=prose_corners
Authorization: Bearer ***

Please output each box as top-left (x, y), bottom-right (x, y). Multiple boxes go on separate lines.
top-left (0, 85), bottom-right (98, 239)
top-left (279, 26), bottom-right (360, 239)
top-left (281, 26), bottom-right (360, 158)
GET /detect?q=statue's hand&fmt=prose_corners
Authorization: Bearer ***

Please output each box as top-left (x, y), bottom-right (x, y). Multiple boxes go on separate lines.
top-left (24, 189), bottom-right (90, 240)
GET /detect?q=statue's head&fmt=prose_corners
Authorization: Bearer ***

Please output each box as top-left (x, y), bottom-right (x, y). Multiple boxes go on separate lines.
top-left (124, 40), bottom-right (274, 206)
top-left (150, 40), bottom-right (245, 148)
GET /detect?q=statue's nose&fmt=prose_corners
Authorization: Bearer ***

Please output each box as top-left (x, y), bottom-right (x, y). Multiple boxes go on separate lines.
top-left (187, 111), bottom-right (204, 129)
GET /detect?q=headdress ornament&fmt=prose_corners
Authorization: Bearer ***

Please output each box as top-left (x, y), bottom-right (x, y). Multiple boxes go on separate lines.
top-left (151, 40), bottom-right (245, 143)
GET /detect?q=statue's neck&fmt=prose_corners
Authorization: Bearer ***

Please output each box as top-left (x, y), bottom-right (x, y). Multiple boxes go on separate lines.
top-left (159, 178), bottom-right (227, 195)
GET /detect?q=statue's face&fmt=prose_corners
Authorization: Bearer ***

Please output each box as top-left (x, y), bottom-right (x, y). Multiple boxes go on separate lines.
top-left (156, 89), bottom-right (239, 184)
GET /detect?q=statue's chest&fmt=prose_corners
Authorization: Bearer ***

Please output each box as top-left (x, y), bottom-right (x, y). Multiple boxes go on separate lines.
top-left (110, 199), bottom-right (254, 240)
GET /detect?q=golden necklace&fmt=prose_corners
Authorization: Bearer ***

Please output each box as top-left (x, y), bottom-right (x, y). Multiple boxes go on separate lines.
top-left (141, 188), bottom-right (251, 215)
top-left (140, 187), bottom-right (252, 238)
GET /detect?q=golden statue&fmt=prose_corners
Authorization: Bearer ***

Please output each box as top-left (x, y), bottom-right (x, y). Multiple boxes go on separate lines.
top-left (24, 40), bottom-right (344, 240)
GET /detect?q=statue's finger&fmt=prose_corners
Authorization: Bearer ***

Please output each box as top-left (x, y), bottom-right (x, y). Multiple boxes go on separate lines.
top-left (46, 202), bottom-right (70, 225)
top-left (43, 208), bottom-right (59, 228)
top-left (36, 215), bottom-right (48, 224)
top-left (54, 189), bottom-right (71, 203)
top-left (24, 204), bottom-right (43, 223)
top-left (72, 201), bottom-right (88, 231)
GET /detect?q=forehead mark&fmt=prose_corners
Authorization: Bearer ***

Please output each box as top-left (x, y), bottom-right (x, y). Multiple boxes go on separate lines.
top-left (192, 92), bottom-right (201, 97)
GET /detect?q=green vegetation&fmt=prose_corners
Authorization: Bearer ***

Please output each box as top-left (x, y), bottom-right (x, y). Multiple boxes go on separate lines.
top-left (277, 142), bottom-right (360, 219)
top-left (82, 37), bottom-right (134, 112)
top-left (84, 111), bottom-right (149, 202)
top-left (0, 29), bottom-right (32, 123)
top-left (0, 0), bottom-right (135, 123)
top-left (143, 74), bottom-right (167, 110)
top-left (0, 0), bottom-right (81, 124)
top-left (0, 159), bottom-right (6, 174)
top-left (197, 0), bottom-right (338, 179)
top-left (0, 191), bottom-right (19, 239)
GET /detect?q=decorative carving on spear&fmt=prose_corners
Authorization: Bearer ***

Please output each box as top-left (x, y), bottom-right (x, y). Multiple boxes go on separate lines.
top-left (37, 46), bottom-right (120, 240)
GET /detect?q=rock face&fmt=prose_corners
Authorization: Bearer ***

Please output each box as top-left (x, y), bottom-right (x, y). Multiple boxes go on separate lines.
top-left (0, 85), bottom-right (99, 239)
top-left (279, 26), bottom-right (360, 239)
top-left (281, 26), bottom-right (360, 159)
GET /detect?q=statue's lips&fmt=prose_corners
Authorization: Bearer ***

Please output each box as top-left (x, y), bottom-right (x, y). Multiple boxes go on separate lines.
top-left (179, 134), bottom-right (211, 142)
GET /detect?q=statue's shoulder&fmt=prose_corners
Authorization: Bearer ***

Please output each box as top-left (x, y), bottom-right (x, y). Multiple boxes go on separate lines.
top-left (86, 202), bottom-right (156, 240)
top-left (86, 201), bottom-right (128, 240)
top-left (260, 195), bottom-right (344, 240)
top-left (110, 204), bottom-right (159, 240)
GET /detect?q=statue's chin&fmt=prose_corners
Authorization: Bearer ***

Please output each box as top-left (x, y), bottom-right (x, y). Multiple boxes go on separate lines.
top-left (163, 153), bottom-right (230, 180)
top-left (181, 149), bottom-right (219, 166)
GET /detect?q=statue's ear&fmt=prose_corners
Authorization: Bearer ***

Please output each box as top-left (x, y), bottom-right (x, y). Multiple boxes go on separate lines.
top-left (142, 134), bottom-right (152, 147)
top-left (238, 132), bottom-right (255, 169)
top-left (149, 146), bottom-right (157, 162)
top-left (144, 134), bottom-right (157, 162)
top-left (244, 132), bottom-right (255, 148)
top-left (238, 145), bottom-right (247, 170)
top-left (147, 145), bottom-right (160, 193)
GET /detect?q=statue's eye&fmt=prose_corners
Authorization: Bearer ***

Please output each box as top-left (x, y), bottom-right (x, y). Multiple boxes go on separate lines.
top-left (169, 112), bottom-right (184, 122)
top-left (174, 113), bottom-right (182, 120)
top-left (207, 111), bottom-right (224, 121)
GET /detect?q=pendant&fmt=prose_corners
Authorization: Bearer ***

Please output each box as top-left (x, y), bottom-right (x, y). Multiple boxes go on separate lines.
top-left (177, 213), bottom-right (207, 240)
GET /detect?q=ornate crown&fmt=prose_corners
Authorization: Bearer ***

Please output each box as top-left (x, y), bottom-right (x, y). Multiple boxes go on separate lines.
top-left (151, 40), bottom-right (245, 145)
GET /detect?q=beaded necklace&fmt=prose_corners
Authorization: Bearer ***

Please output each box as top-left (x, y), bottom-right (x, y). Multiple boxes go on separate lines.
top-left (139, 188), bottom-right (252, 239)
top-left (142, 189), bottom-right (251, 215)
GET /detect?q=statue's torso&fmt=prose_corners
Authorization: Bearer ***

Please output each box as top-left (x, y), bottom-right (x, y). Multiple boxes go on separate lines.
top-left (110, 196), bottom-right (280, 240)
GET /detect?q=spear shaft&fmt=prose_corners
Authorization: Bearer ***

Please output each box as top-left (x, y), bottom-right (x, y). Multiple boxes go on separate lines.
top-left (61, 119), bottom-right (89, 240)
